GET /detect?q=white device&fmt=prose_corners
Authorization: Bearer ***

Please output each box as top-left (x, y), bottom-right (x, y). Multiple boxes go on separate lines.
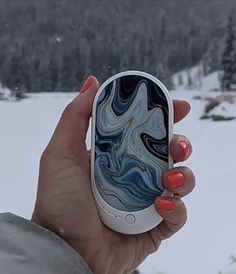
top-left (91, 71), bottom-right (173, 234)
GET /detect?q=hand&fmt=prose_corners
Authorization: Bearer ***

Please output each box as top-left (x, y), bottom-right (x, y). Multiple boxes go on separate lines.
top-left (32, 75), bottom-right (195, 274)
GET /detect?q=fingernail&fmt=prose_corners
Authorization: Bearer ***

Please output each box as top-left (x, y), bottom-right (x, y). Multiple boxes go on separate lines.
top-left (166, 172), bottom-right (185, 188)
top-left (80, 75), bottom-right (94, 94)
top-left (179, 141), bottom-right (190, 158)
top-left (157, 198), bottom-right (174, 210)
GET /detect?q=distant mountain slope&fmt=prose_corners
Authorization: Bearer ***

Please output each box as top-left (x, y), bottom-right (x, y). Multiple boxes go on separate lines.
top-left (173, 64), bottom-right (221, 92)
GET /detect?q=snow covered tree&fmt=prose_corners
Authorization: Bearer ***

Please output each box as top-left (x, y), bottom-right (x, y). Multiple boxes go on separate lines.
top-left (221, 15), bottom-right (235, 91)
top-left (159, 16), bottom-right (167, 47)
top-left (178, 74), bottom-right (183, 86)
top-left (232, 49), bottom-right (236, 87)
top-left (48, 51), bottom-right (59, 92)
top-left (204, 38), bottom-right (221, 74)
top-left (60, 49), bottom-right (73, 92)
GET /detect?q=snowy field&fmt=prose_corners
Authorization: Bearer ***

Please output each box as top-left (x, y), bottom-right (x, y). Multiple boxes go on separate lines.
top-left (0, 89), bottom-right (236, 274)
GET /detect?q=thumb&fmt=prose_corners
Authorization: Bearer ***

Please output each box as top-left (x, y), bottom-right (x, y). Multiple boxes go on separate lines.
top-left (49, 75), bottom-right (100, 153)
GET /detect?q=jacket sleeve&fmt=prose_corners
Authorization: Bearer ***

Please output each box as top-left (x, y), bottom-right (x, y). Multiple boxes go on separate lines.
top-left (0, 213), bottom-right (92, 274)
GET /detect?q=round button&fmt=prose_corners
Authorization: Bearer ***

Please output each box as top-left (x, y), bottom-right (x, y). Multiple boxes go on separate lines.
top-left (125, 214), bottom-right (136, 224)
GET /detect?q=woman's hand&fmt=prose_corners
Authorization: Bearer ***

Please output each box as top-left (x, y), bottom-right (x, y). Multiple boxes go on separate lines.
top-left (32, 75), bottom-right (195, 274)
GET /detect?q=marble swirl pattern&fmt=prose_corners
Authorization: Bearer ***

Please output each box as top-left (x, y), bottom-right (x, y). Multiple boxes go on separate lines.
top-left (94, 76), bottom-right (169, 212)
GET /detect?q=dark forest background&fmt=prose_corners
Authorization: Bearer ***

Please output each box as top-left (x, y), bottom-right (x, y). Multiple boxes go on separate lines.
top-left (0, 0), bottom-right (235, 93)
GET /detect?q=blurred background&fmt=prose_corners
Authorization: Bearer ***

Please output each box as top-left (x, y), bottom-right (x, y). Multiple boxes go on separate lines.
top-left (0, 0), bottom-right (235, 95)
top-left (0, 1), bottom-right (236, 274)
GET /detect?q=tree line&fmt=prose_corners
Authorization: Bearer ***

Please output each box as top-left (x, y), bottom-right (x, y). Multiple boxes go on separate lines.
top-left (221, 16), bottom-right (236, 91)
top-left (0, 0), bottom-right (235, 93)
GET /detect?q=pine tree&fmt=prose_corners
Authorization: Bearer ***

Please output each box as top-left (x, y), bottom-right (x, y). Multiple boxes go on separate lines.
top-left (159, 16), bottom-right (167, 47)
top-left (145, 37), bottom-right (156, 73)
top-left (207, 38), bottom-right (220, 73)
top-left (48, 52), bottom-right (59, 92)
top-left (8, 53), bottom-right (23, 93)
top-left (178, 74), bottom-right (183, 86)
top-left (60, 49), bottom-right (73, 92)
top-left (232, 48), bottom-right (236, 88)
top-left (187, 70), bottom-right (193, 89)
top-left (221, 15), bottom-right (235, 91)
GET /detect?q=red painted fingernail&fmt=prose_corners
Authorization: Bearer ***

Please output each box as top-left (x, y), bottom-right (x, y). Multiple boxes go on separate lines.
top-left (166, 172), bottom-right (185, 188)
top-left (179, 141), bottom-right (190, 158)
top-left (157, 198), bottom-right (174, 210)
top-left (80, 75), bottom-right (94, 93)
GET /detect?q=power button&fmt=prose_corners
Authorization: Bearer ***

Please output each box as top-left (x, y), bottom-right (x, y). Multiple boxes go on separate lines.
top-left (125, 214), bottom-right (136, 224)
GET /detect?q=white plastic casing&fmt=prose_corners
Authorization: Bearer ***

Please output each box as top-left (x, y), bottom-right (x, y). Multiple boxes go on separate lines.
top-left (91, 71), bottom-right (173, 234)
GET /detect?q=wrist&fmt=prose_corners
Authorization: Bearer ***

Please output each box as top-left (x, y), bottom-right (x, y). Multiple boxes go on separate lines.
top-left (66, 238), bottom-right (113, 274)
top-left (66, 238), bottom-right (135, 274)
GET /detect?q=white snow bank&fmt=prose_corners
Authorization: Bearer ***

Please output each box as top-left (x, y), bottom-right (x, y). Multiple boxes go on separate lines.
top-left (209, 101), bottom-right (236, 117)
top-left (0, 83), bottom-right (11, 100)
top-left (0, 91), bottom-right (236, 274)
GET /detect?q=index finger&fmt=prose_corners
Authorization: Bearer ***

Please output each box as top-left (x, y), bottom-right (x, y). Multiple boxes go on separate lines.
top-left (173, 100), bottom-right (191, 123)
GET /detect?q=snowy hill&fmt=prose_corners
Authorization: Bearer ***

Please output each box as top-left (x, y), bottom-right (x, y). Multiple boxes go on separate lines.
top-left (173, 65), bottom-right (221, 92)
top-left (0, 75), bottom-right (236, 274)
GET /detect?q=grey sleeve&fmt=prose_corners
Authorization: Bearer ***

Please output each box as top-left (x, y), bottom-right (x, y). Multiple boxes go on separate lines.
top-left (0, 213), bottom-right (92, 274)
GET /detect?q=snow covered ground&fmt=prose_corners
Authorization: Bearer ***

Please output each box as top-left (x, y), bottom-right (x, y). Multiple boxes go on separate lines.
top-left (139, 89), bottom-right (236, 274)
top-left (0, 89), bottom-right (236, 274)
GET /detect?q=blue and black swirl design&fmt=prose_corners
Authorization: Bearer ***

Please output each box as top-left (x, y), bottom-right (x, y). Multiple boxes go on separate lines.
top-left (95, 75), bottom-right (169, 212)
